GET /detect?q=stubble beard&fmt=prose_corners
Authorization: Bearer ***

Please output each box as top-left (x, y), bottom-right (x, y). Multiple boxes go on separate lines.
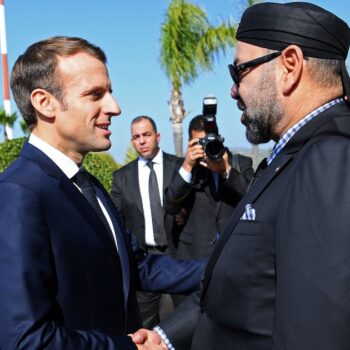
top-left (243, 69), bottom-right (283, 145)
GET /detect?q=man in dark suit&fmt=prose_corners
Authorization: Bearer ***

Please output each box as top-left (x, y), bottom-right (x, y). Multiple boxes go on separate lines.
top-left (164, 115), bottom-right (254, 261)
top-left (133, 2), bottom-right (350, 349)
top-left (111, 116), bottom-right (183, 328)
top-left (0, 36), bottom-right (205, 350)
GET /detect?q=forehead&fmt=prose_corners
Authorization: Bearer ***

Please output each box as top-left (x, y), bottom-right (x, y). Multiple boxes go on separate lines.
top-left (57, 52), bottom-right (110, 89)
top-left (235, 41), bottom-right (268, 64)
top-left (191, 130), bottom-right (206, 139)
top-left (131, 119), bottom-right (155, 134)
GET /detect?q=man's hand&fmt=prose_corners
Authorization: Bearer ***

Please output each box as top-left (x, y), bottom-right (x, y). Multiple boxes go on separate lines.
top-left (200, 149), bottom-right (232, 177)
top-left (182, 138), bottom-right (204, 173)
top-left (131, 329), bottom-right (168, 350)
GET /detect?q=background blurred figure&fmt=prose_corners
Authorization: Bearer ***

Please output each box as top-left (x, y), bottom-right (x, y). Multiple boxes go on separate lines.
top-left (111, 116), bottom-right (183, 328)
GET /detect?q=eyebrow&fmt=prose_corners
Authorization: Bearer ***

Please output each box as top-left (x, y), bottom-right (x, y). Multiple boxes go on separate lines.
top-left (81, 83), bottom-right (112, 96)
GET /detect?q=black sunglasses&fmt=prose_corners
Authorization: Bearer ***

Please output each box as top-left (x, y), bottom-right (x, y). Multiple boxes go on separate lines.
top-left (228, 50), bottom-right (282, 85)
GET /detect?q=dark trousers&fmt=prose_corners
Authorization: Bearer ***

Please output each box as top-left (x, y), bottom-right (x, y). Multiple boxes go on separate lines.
top-left (138, 246), bottom-right (175, 328)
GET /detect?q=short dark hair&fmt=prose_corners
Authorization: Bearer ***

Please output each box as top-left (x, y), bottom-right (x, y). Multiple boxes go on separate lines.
top-left (188, 115), bottom-right (206, 139)
top-left (131, 115), bottom-right (158, 133)
top-left (306, 58), bottom-right (342, 89)
top-left (10, 36), bottom-right (107, 130)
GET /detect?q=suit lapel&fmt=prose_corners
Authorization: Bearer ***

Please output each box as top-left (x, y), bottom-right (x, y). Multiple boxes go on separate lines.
top-left (20, 143), bottom-right (123, 277)
top-left (60, 174), bottom-right (123, 275)
top-left (128, 160), bottom-right (144, 215)
top-left (95, 185), bottom-right (131, 311)
top-left (214, 177), bottom-right (225, 220)
top-left (201, 152), bottom-right (293, 301)
top-left (162, 153), bottom-right (173, 190)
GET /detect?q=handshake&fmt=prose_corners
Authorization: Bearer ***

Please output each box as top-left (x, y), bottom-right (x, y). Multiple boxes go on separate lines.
top-left (130, 328), bottom-right (169, 350)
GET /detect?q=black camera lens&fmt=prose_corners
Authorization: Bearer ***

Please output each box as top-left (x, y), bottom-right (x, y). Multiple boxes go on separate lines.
top-left (205, 139), bottom-right (225, 160)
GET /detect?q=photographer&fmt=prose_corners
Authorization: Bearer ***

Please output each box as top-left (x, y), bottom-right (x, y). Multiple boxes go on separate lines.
top-left (164, 110), bottom-right (254, 271)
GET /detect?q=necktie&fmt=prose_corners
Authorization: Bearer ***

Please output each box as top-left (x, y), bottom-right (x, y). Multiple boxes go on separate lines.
top-left (73, 169), bottom-right (116, 247)
top-left (147, 161), bottom-right (167, 246)
top-left (246, 157), bottom-right (268, 192)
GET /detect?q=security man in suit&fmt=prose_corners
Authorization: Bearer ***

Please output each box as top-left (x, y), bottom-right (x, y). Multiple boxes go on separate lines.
top-left (0, 36), bottom-right (205, 350)
top-left (111, 116), bottom-right (183, 328)
top-left (133, 2), bottom-right (350, 350)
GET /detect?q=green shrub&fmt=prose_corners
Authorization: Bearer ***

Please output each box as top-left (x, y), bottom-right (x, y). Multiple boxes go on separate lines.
top-left (84, 152), bottom-right (120, 192)
top-left (0, 138), bottom-right (120, 192)
top-left (0, 137), bottom-right (27, 172)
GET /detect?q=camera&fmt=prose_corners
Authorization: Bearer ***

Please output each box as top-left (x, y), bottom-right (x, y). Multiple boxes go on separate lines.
top-left (198, 96), bottom-right (225, 161)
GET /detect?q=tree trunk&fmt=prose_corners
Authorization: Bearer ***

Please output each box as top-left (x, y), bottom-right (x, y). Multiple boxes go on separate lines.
top-left (169, 86), bottom-right (186, 157)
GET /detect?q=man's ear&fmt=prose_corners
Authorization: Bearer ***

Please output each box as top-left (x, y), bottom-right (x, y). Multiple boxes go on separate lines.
top-left (30, 89), bottom-right (57, 118)
top-left (280, 45), bottom-right (304, 95)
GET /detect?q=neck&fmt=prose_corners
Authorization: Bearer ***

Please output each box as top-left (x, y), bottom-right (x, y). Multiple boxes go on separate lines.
top-left (31, 129), bottom-right (84, 165)
top-left (275, 84), bottom-right (340, 140)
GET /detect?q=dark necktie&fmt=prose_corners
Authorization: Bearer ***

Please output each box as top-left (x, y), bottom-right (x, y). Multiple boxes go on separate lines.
top-left (147, 161), bottom-right (167, 246)
top-left (73, 169), bottom-right (116, 247)
top-left (246, 157), bottom-right (268, 192)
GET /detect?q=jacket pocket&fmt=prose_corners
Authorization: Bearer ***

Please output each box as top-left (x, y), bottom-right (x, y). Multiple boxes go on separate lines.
top-left (233, 220), bottom-right (262, 236)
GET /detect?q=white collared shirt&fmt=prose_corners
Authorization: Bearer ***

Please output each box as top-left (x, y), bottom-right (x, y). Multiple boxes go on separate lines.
top-left (138, 149), bottom-right (163, 246)
top-left (28, 133), bottom-right (118, 248)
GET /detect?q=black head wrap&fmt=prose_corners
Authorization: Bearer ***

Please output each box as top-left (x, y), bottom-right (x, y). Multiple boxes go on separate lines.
top-left (236, 2), bottom-right (350, 102)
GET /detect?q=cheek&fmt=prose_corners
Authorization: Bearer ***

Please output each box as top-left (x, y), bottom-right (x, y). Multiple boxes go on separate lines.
top-left (131, 141), bottom-right (139, 150)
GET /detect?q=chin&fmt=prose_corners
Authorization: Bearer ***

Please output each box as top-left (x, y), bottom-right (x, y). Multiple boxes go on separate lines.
top-left (94, 142), bottom-right (112, 152)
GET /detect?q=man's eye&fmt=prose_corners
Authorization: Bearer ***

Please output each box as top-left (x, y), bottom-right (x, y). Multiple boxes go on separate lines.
top-left (91, 91), bottom-right (103, 99)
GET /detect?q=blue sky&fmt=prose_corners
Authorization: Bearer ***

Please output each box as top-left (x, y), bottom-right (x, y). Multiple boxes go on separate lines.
top-left (1, 0), bottom-right (349, 162)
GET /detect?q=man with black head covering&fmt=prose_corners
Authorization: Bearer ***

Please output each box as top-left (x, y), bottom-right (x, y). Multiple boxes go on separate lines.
top-left (132, 2), bottom-right (350, 350)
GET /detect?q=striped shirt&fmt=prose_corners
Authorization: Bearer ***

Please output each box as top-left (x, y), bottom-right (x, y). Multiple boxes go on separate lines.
top-left (267, 98), bottom-right (343, 165)
top-left (154, 326), bottom-right (175, 350)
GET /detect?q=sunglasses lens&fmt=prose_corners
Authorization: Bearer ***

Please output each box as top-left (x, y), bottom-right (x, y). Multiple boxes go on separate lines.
top-left (228, 64), bottom-right (239, 85)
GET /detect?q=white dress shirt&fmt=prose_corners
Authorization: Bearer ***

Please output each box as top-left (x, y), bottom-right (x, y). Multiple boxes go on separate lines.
top-left (138, 149), bottom-right (164, 246)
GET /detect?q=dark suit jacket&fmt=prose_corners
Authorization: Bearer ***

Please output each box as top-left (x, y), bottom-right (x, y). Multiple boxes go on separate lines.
top-left (164, 153), bottom-right (254, 259)
top-left (161, 101), bottom-right (350, 350)
top-left (0, 143), bottom-right (205, 350)
top-left (110, 152), bottom-right (183, 254)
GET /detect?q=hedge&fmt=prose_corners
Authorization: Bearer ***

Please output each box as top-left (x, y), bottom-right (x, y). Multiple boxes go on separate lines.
top-left (0, 137), bottom-right (120, 192)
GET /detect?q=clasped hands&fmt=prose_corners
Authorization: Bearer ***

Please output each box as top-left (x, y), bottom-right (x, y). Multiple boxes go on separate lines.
top-left (130, 329), bottom-right (168, 350)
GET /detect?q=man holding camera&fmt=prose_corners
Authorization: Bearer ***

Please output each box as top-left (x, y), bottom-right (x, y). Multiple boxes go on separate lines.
top-left (164, 111), bottom-right (254, 264)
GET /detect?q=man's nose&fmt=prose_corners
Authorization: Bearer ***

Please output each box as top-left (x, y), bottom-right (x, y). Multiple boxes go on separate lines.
top-left (136, 135), bottom-right (144, 144)
top-left (230, 84), bottom-right (239, 100)
top-left (105, 93), bottom-right (121, 117)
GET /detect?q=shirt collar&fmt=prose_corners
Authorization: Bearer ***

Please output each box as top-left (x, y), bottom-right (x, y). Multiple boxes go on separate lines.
top-left (29, 133), bottom-right (80, 179)
top-left (138, 149), bottom-right (163, 167)
top-left (267, 98), bottom-right (343, 165)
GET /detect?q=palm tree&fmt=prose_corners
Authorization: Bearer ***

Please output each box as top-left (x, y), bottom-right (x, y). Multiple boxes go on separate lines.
top-left (19, 120), bottom-right (30, 136)
top-left (124, 143), bottom-right (139, 165)
top-left (0, 110), bottom-right (17, 141)
top-left (160, 0), bottom-right (238, 156)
